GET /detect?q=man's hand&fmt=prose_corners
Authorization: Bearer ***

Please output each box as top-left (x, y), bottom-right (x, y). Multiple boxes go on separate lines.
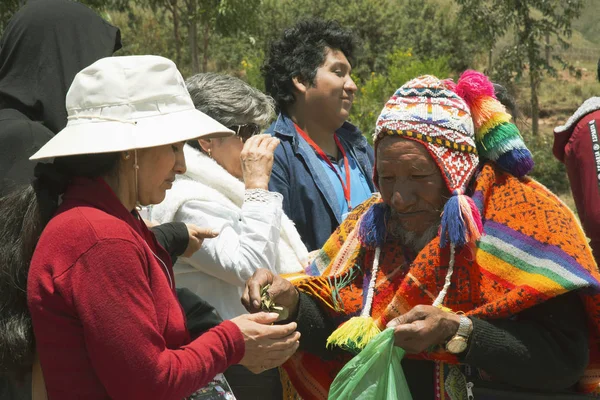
top-left (386, 305), bottom-right (461, 354)
top-left (242, 268), bottom-right (300, 319)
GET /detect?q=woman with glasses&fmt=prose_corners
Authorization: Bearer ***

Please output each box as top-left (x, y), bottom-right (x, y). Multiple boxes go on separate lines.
top-left (151, 73), bottom-right (308, 399)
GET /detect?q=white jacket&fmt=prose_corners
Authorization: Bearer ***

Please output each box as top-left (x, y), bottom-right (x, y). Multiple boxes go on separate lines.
top-left (151, 145), bottom-right (308, 320)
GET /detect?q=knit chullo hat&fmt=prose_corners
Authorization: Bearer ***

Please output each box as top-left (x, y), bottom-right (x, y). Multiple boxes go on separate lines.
top-left (372, 71), bottom-right (534, 249)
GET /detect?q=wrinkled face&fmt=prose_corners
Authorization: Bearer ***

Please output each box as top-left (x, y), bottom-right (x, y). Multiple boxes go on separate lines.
top-left (303, 48), bottom-right (358, 129)
top-left (136, 142), bottom-right (186, 205)
top-left (199, 136), bottom-right (245, 180)
top-left (377, 136), bottom-right (449, 239)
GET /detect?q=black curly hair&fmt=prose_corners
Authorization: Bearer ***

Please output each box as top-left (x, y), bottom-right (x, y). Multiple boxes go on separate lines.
top-left (262, 18), bottom-right (356, 114)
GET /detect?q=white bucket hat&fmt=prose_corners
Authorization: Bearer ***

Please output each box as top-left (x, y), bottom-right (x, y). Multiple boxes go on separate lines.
top-left (30, 55), bottom-right (233, 160)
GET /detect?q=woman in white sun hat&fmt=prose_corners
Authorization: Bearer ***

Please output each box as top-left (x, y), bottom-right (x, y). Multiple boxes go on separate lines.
top-left (3, 55), bottom-right (300, 399)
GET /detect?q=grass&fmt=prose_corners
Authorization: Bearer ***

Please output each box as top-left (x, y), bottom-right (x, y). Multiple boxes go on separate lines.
top-left (572, 0), bottom-right (600, 46)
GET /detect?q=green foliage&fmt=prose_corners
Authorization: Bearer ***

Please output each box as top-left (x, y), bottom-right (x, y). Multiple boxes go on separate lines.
top-left (239, 51), bottom-right (265, 92)
top-left (349, 50), bottom-right (451, 142)
top-left (132, 0), bottom-right (262, 74)
top-left (456, 0), bottom-right (585, 135)
top-left (108, 6), bottom-right (180, 65)
top-left (526, 135), bottom-right (571, 194)
top-left (397, 0), bottom-right (484, 72)
top-left (325, 0), bottom-right (407, 76)
top-left (572, 0), bottom-right (600, 45)
top-left (0, 0), bottom-right (20, 33)
top-left (240, 0), bottom-right (481, 82)
top-left (0, 0), bottom-right (593, 202)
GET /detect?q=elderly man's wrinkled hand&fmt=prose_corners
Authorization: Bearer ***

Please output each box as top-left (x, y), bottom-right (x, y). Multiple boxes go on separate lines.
top-left (386, 305), bottom-right (461, 354)
top-left (242, 268), bottom-right (299, 318)
top-left (231, 312), bottom-right (300, 373)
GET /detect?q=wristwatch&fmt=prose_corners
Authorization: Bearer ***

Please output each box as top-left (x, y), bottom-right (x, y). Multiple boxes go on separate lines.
top-left (445, 315), bottom-right (473, 354)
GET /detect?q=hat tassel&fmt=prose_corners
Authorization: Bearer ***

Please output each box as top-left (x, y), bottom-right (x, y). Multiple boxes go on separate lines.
top-left (326, 248), bottom-right (382, 353)
top-left (357, 202), bottom-right (389, 248)
top-left (440, 190), bottom-right (483, 248)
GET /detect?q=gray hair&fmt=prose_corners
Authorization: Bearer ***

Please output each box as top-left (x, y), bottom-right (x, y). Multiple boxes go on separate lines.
top-left (185, 72), bottom-right (275, 128)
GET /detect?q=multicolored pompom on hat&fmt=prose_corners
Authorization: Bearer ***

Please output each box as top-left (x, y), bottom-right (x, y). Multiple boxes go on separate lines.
top-left (373, 70), bottom-right (534, 248)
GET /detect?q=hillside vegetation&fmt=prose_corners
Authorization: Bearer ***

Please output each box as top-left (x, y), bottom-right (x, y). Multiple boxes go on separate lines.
top-left (1, 0), bottom-right (599, 212)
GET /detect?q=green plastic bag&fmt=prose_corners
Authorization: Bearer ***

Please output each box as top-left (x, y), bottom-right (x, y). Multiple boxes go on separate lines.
top-left (328, 328), bottom-right (413, 400)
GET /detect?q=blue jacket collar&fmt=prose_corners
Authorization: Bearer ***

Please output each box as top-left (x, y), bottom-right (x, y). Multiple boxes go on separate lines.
top-left (268, 113), bottom-right (373, 223)
top-left (270, 113), bottom-right (367, 148)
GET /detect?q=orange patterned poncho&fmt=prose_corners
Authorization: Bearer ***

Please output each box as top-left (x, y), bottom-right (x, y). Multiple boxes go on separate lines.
top-left (281, 164), bottom-right (600, 399)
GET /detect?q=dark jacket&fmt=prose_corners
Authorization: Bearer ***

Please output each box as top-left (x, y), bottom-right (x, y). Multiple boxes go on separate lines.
top-left (267, 113), bottom-right (375, 251)
top-left (297, 291), bottom-right (590, 399)
top-left (0, 0), bottom-right (121, 195)
top-left (151, 221), bottom-right (190, 265)
top-left (0, 109), bottom-right (52, 196)
top-left (554, 99), bottom-right (600, 267)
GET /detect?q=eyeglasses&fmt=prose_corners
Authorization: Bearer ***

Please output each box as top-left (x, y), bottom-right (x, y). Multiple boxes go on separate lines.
top-left (229, 123), bottom-right (261, 142)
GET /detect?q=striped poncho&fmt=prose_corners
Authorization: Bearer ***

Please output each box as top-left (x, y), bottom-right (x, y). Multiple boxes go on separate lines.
top-left (281, 163), bottom-right (600, 399)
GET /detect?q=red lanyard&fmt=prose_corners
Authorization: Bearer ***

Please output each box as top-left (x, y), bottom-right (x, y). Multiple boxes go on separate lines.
top-left (295, 124), bottom-right (352, 211)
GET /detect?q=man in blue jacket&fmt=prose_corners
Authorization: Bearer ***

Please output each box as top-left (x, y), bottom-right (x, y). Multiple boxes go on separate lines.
top-left (263, 18), bottom-right (375, 251)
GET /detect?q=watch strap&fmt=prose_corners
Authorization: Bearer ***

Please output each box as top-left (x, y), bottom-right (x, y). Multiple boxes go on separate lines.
top-left (456, 315), bottom-right (473, 338)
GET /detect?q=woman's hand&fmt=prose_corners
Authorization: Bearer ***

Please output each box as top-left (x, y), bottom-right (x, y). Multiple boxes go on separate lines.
top-left (231, 312), bottom-right (300, 373)
top-left (182, 224), bottom-right (219, 257)
top-left (240, 134), bottom-right (280, 190)
top-left (386, 305), bottom-right (461, 354)
top-left (242, 268), bottom-right (300, 318)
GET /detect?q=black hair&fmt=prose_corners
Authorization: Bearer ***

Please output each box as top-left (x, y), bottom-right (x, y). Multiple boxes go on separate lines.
top-left (262, 18), bottom-right (356, 113)
top-left (0, 152), bottom-right (119, 379)
top-left (493, 83), bottom-right (519, 122)
top-left (597, 57), bottom-right (600, 83)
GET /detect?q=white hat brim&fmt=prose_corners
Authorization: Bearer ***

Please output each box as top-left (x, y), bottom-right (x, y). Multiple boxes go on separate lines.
top-left (30, 108), bottom-right (233, 160)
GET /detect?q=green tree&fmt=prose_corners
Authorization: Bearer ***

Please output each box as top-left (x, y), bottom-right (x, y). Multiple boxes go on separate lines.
top-left (456, 0), bottom-right (584, 135)
top-left (182, 0), bottom-right (261, 74)
top-left (254, 0), bottom-right (482, 78)
top-left (109, 5), bottom-right (176, 61)
top-left (326, 0), bottom-right (406, 76)
top-left (398, 0), bottom-right (484, 73)
top-left (143, 0), bottom-right (184, 65)
top-left (250, 0), bottom-right (476, 80)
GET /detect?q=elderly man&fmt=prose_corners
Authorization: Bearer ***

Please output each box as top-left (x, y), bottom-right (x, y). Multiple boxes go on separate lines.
top-left (243, 72), bottom-right (600, 399)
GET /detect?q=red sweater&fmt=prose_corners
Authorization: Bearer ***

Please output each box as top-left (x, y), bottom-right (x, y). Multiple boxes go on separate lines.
top-left (554, 108), bottom-right (600, 267)
top-left (27, 177), bottom-right (245, 399)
